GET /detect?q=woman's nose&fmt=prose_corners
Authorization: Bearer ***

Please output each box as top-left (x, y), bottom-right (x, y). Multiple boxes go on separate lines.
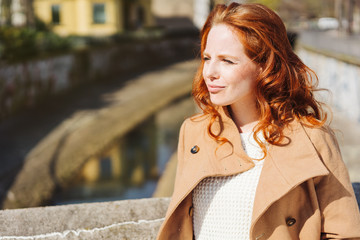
top-left (203, 61), bottom-right (219, 80)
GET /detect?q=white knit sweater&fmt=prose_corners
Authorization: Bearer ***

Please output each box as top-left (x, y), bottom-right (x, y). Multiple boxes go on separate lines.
top-left (193, 132), bottom-right (264, 240)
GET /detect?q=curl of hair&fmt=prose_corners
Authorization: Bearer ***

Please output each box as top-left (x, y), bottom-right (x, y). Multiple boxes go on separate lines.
top-left (192, 3), bottom-right (327, 158)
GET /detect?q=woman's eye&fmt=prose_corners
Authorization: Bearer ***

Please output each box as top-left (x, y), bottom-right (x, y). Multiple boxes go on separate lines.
top-left (223, 59), bottom-right (234, 64)
top-left (203, 57), bottom-right (210, 61)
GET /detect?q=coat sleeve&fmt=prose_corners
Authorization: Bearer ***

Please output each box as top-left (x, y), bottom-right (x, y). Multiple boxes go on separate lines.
top-left (311, 127), bottom-right (360, 239)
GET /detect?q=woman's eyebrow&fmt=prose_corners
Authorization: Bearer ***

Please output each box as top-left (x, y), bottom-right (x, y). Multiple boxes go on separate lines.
top-left (203, 52), bottom-right (239, 60)
top-left (218, 54), bottom-right (238, 60)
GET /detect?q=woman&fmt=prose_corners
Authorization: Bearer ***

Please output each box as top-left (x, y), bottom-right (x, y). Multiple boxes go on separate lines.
top-left (157, 3), bottom-right (360, 240)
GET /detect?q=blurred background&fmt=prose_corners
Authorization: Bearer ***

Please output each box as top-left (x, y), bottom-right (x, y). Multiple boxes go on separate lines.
top-left (0, 0), bottom-right (359, 210)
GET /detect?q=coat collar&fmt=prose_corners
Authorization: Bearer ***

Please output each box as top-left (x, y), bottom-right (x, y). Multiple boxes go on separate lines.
top-left (188, 106), bottom-right (256, 176)
top-left (191, 106), bottom-right (330, 189)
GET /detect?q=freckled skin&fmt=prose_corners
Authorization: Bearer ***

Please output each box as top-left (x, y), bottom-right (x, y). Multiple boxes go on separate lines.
top-left (203, 24), bottom-right (260, 113)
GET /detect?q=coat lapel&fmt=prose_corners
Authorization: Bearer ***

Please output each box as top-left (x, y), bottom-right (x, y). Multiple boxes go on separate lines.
top-left (250, 121), bottom-right (330, 230)
top-left (208, 106), bottom-right (256, 170)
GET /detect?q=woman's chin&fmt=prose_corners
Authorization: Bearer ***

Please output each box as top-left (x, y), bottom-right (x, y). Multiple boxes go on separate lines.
top-left (210, 98), bottom-right (231, 107)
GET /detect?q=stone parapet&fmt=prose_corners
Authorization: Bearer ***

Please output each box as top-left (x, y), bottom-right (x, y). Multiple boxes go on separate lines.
top-left (0, 197), bottom-right (170, 240)
top-left (298, 31), bottom-right (360, 63)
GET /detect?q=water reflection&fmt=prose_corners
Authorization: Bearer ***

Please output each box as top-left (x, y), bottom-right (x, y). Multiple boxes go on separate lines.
top-left (53, 96), bottom-right (196, 205)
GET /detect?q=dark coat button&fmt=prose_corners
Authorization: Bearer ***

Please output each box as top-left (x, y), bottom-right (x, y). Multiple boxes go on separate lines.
top-left (286, 217), bottom-right (296, 226)
top-left (191, 145), bottom-right (200, 154)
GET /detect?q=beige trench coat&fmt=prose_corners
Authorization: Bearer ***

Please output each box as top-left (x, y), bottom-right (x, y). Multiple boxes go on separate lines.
top-left (157, 108), bottom-right (360, 240)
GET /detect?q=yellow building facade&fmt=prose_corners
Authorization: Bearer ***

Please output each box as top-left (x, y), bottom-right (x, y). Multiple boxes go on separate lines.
top-left (33, 0), bottom-right (154, 36)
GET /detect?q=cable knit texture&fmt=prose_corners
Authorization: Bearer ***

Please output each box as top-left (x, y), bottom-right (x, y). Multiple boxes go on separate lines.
top-left (193, 132), bottom-right (264, 240)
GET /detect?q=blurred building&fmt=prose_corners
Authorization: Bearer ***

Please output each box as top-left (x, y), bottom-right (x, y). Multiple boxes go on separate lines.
top-left (33, 0), bottom-right (155, 36)
top-left (152, 0), bottom-right (246, 30)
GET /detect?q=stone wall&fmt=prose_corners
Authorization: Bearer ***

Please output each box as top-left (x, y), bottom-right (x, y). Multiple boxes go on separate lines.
top-left (297, 46), bottom-right (360, 122)
top-left (297, 31), bottom-right (360, 123)
top-left (0, 33), bottom-right (199, 120)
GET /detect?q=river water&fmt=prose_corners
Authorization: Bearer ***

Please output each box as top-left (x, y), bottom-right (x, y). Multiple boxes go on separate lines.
top-left (52, 96), bottom-right (197, 205)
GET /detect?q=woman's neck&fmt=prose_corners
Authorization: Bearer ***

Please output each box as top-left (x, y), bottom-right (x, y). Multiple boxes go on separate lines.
top-left (229, 101), bottom-right (260, 133)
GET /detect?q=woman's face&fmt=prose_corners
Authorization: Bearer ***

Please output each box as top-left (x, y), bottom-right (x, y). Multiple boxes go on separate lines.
top-left (203, 24), bottom-right (260, 108)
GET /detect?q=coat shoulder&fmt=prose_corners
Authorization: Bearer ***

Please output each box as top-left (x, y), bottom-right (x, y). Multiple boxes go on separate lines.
top-left (300, 124), bottom-right (337, 147)
top-left (299, 122), bottom-right (343, 172)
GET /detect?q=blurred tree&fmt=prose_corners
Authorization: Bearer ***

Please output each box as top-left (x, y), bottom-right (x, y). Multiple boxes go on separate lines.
top-left (302, 0), bottom-right (322, 18)
top-left (252, 0), bottom-right (281, 10)
top-left (319, 0), bottom-right (335, 17)
top-left (334, 0), bottom-right (360, 35)
top-left (249, 0), bottom-right (335, 21)
top-left (24, 0), bottom-right (35, 28)
top-left (0, 0), bottom-right (35, 27)
top-left (277, 0), bottom-right (305, 21)
top-left (0, 0), bottom-right (12, 25)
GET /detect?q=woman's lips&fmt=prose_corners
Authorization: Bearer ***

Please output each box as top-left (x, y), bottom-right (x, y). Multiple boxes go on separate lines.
top-left (207, 84), bottom-right (225, 93)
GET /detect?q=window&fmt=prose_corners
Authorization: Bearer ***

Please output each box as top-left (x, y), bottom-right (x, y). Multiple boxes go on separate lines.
top-left (93, 3), bottom-right (106, 24)
top-left (51, 5), bottom-right (61, 24)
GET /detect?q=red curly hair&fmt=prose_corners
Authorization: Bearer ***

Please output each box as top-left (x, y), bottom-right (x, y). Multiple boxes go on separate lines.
top-left (192, 3), bottom-right (327, 156)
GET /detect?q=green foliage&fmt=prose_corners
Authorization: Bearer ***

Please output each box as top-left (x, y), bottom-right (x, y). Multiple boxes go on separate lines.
top-left (0, 27), bottom-right (37, 61)
top-left (249, 0), bottom-right (281, 11)
top-left (0, 26), bottom-right (71, 62)
top-left (36, 31), bottom-right (70, 52)
top-left (34, 17), bottom-right (50, 32)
